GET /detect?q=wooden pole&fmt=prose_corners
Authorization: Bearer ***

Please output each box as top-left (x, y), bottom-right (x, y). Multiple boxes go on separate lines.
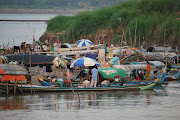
top-left (14, 80), bottom-right (16, 95)
top-left (12, 56), bottom-right (13, 64)
top-left (6, 81), bottom-right (8, 95)
top-left (33, 28), bottom-right (35, 44)
top-left (164, 24), bottom-right (166, 46)
top-left (72, 31), bottom-right (77, 78)
top-left (129, 29), bottom-right (132, 47)
top-left (134, 19), bottom-right (137, 47)
top-left (29, 52), bottom-right (32, 94)
top-left (120, 31), bottom-right (124, 65)
top-left (139, 36), bottom-right (140, 48)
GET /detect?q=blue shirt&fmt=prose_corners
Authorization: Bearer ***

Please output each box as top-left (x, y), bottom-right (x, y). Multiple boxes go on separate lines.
top-left (111, 56), bottom-right (119, 65)
top-left (91, 68), bottom-right (98, 80)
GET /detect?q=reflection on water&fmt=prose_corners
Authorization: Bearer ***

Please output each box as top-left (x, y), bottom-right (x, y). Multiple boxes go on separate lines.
top-left (0, 81), bottom-right (180, 120)
top-left (0, 96), bottom-right (25, 111)
top-left (0, 90), bottom-right (164, 111)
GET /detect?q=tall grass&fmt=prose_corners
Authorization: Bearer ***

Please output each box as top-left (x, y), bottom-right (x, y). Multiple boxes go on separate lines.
top-left (46, 0), bottom-right (180, 45)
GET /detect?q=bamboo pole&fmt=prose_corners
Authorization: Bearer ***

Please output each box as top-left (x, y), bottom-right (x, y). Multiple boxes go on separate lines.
top-left (120, 31), bottom-right (124, 65)
top-left (164, 24), bottom-right (166, 46)
top-left (129, 29), bottom-right (132, 47)
top-left (29, 52), bottom-right (32, 94)
top-left (139, 36), bottom-right (140, 48)
top-left (6, 81), bottom-right (8, 95)
top-left (14, 80), bottom-right (16, 95)
top-left (12, 56), bottom-right (13, 64)
top-left (134, 19), bottom-right (137, 47)
top-left (72, 31), bottom-right (77, 78)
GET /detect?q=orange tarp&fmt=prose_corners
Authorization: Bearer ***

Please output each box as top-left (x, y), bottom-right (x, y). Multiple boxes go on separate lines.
top-left (0, 68), bottom-right (5, 74)
top-left (1, 75), bottom-right (26, 82)
top-left (16, 75), bottom-right (26, 81)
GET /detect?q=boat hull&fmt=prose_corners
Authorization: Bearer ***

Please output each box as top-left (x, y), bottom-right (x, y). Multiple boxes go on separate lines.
top-left (165, 73), bottom-right (180, 81)
top-left (17, 82), bottom-right (156, 92)
top-left (0, 83), bottom-right (14, 93)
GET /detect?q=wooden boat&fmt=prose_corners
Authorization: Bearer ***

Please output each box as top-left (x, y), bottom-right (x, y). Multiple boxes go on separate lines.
top-left (38, 76), bottom-right (156, 87)
top-left (0, 64), bottom-right (28, 94)
top-left (16, 67), bottom-right (167, 93)
top-left (0, 83), bottom-right (14, 93)
top-left (17, 81), bottom-right (157, 92)
top-left (165, 66), bottom-right (180, 81)
top-left (17, 76), bottom-right (163, 92)
top-left (38, 78), bottom-right (57, 86)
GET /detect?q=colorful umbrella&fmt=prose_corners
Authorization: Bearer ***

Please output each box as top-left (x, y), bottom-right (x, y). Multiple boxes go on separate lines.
top-left (76, 39), bottom-right (93, 47)
top-left (70, 57), bottom-right (100, 68)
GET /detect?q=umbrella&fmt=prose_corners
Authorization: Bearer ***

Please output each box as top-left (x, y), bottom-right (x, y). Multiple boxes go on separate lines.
top-left (76, 39), bottom-right (93, 47)
top-left (70, 57), bottom-right (100, 68)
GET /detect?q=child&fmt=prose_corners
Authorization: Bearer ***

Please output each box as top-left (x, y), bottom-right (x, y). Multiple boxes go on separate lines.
top-left (136, 73), bottom-right (140, 81)
top-left (139, 71), bottom-right (144, 80)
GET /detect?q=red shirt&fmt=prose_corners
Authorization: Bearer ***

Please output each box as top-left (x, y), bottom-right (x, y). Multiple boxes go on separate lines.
top-left (136, 74), bottom-right (140, 80)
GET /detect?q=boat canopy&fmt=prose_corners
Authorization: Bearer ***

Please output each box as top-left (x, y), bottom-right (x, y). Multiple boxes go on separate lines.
top-left (6, 54), bottom-right (56, 65)
top-left (0, 64), bottom-right (28, 75)
top-left (113, 64), bottom-right (157, 72)
top-left (138, 61), bottom-right (165, 67)
top-left (1, 75), bottom-right (26, 82)
top-left (98, 67), bottom-right (127, 80)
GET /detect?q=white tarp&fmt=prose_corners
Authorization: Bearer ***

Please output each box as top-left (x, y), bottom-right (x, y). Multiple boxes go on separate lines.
top-left (113, 64), bottom-right (157, 75)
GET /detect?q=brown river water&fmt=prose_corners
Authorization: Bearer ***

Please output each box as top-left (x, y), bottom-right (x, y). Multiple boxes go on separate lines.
top-left (0, 14), bottom-right (180, 120)
top-left (0, 81), bottom-right (180, 120)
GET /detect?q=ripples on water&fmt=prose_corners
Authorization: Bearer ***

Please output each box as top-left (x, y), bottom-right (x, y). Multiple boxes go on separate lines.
top-left (0, 81), bottom-right (180, 120)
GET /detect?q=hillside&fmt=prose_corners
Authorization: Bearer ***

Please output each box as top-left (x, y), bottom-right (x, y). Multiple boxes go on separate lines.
top-left (40, 0), bottom-right (180, 49)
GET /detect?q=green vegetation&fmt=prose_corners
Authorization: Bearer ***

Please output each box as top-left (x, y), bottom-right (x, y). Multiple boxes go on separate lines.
top-left (47, 0), bottom-right (180, 46)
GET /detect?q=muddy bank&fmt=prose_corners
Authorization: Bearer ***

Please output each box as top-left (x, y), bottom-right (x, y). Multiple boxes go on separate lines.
top-left (39, 27), bottom-right (179, 49)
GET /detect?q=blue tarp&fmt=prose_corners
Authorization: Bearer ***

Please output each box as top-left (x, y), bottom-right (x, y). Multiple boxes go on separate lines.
top-left (85, 53), bottom-right (98, 59)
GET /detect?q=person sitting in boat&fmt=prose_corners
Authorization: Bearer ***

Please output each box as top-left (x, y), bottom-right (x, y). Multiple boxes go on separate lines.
top-left (90, 65), bottom-right (98, 87)
top-left (131, 69), bottom-right (137, 79)
top-left (111, 55), bottom-right (119, 65)
top-left (146, 61), bottom-right (152, 80)
top-left (139, 71), bottom-right (144, 80)
top-left (136, 73), bottom-right (140, 81)
top-left (88, 66), bottom-right (93, 81)
top-left (65, 73), bottom-right (73, 80)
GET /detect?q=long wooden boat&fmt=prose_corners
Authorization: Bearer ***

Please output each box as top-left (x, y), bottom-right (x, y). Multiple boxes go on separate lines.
top-left (28, 67), bottom-right (166, 92)
top-left (38, 76), bottom-right (156, 87)
top-left (17, 82), bottom-right (156, 92)
top-left (17, 77), bottom-right (161, 92)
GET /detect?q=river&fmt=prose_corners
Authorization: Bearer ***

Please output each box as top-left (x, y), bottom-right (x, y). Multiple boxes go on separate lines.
top-left (0, 14), bottom-right (180, 120)
top-left (0, 81), bottom-right (180, 120)
top-left (0, 14), bottom-right (60, 48)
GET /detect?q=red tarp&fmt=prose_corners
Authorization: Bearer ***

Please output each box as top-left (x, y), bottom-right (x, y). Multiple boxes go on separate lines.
top-left (1, 75), bottom-right (26, 82)
top-left (0, 68), bottom-right (5, 74)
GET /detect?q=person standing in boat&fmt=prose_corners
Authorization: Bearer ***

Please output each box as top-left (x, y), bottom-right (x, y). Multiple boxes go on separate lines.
top-left (90, 65), bottom-right (98, 87)
top-left (146, 61), bottom-right (152, 80)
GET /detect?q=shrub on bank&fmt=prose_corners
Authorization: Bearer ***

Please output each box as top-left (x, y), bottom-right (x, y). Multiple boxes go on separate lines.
top-left (46, 0), bottom-right (180, 45)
